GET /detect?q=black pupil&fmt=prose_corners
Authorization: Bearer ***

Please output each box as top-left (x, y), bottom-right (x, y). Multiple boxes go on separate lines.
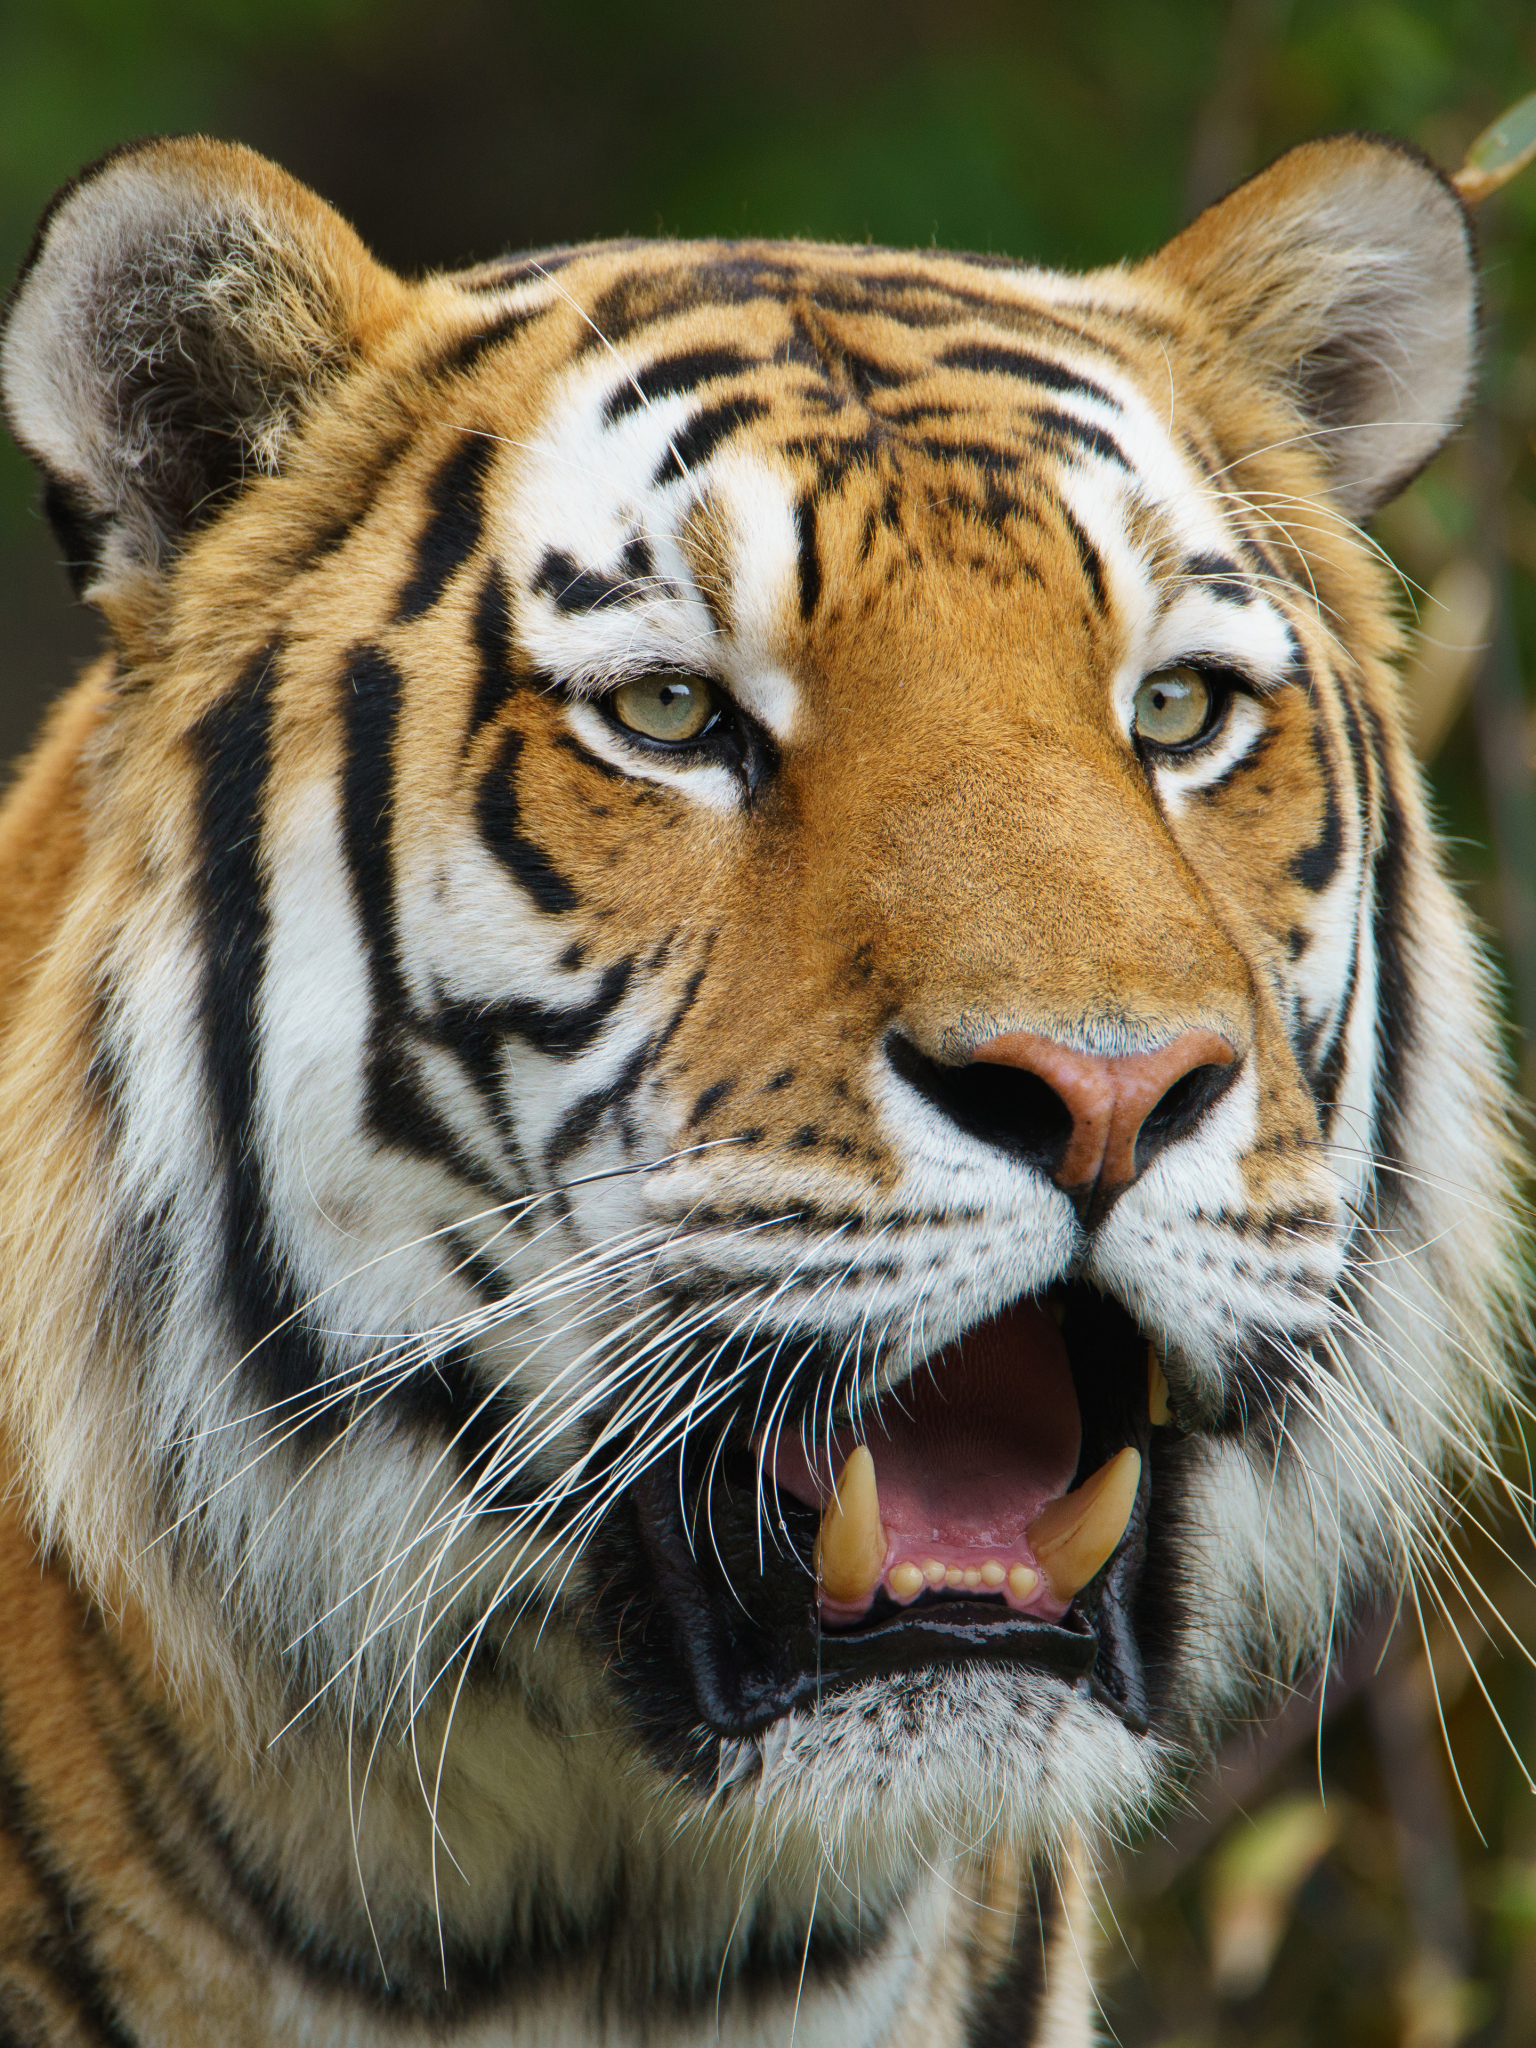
top-left (660, 684), bottom-right (687, 707)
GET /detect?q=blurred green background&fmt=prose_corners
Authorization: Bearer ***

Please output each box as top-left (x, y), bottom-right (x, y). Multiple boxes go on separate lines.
top-left (2, 2), bottom-right (1534, 2042)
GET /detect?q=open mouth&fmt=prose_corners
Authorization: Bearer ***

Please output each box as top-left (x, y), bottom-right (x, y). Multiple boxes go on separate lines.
top-left (627, 1284), bottom-right (1165, 1743)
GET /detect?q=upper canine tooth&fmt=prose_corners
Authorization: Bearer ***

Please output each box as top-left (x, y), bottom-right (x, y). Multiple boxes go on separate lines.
top-left (813, 1446), bottom-right (886, 1602)
top-left (1025, 1447), bottom-right (1141, 1603)
top-left (1147, 1344), bottom-right (1171, 1427)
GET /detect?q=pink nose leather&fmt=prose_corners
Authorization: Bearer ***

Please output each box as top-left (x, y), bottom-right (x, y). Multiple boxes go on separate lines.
top-left (971, 1029), bottom-right (1237, 1192)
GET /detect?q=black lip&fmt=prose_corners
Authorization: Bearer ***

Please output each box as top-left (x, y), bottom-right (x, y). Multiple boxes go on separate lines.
top-left (622, 1283), bottom-right (1155, 1742)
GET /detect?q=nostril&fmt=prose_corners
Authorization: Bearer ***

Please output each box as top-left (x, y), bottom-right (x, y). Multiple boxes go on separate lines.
top-left (885, 1033), bottom-right (1075, 1177)
top-left (1136, 1060), bottom-right (1235, 1168)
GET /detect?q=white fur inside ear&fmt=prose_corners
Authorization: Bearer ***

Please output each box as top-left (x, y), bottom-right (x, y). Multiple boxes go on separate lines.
top-left (1285, 168), bottom-right (1474, 515)
top-left (1162, 140), bottom-right (1477, 518)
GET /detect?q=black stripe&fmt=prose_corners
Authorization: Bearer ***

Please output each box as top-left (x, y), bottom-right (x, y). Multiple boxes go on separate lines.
top-left (650, 962), bottom-right (709, 1063)
top-left (1058, 502), bottom-right (1106, 610)
top-left (338, 645), bottom-right (504, 1191)
top-left (1303, 670), bottom-right (1374, 1120)
top-left (914, 434), bottom-right (1021, 475)
top-left (1309, 928), bottom-right (1358, 1126)
top-left (938, 342), bottom-right (1119, 411)
top-left (531, 547), bottom-right (641, 614)
top-left (431, 304), bottom-right (541, 378)
top-left (1295, 1012), bottom-right (1327, 1073)
top-left (1186, 551), bottom-right (1253, 603)
top-left (335, 651), bottom-right (406, 1038)
top-left (795, 496), bottom-right (822, 619)
top-left (605, 346), bottom-right (756, 423)
top-left (826, 340), bottom-right (913, 396)
top-left (442, 959), bottom-right (633, 1061)
top-left (554, 728), bottom-right (628, 781)
top-left (477, 728), bottom-right (579, 914)
top-left (1365, 709), bottom-right (1414, 1184)
top-left (583, 252), bottom-right (1131, 358)
top-left (193, 643), bottom-right (334, 1427)
top-left (467, 562), bottom-right (517, 743)
top-left (0, 1696), bottom-right (142, 2044)
top-left (544, 1043), bottom-right (650, 1175)
top-left (1031, 406), bottom-right (1128, 468)
top-left (332, 648), bottom-right (535, 1469)
top-left (444, 1228), bottom-right (514, 1305)
top-left (1190, 724), bottom-right (1277, 804)
top-left (688, 1078), bottom-right (734, 1125)
top-left (395, 434), bottom-right (497, 621)
top-left (539, 957), bottom-right (705, 1174)
top-left (1288, 725), bottom-right (1345, 891)
top-left (339, 645), bottom-right (408, 1096)
top-left (780, 426), bottom-right (884, 493)
top-left (654, 397), bottom-right (771, 486)
top-left (963, 1867), bottom-right (1056, 2048)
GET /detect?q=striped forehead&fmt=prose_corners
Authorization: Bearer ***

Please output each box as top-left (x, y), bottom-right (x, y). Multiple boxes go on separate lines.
top-left (496, 345), bottom-right (804, 734)
top-left (479, 252), bottom-right (1302, 706)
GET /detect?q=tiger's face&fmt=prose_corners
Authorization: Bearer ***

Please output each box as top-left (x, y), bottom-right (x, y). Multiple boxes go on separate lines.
top-left (0, 136), bottom-right (1520, 1917)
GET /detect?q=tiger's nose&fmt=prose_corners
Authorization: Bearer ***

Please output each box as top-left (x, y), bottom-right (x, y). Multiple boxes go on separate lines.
top-left (970, 1027), bottom-right (1238, 1212)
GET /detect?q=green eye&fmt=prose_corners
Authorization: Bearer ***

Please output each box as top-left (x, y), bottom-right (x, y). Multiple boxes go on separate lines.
top-left (1133, 666), bottom-right (1214, 749)
top-left (609, 672), bottom-right (718, 744)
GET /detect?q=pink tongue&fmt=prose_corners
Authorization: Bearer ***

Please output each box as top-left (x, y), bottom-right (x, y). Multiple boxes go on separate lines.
top-left (768, 1300), bottom-right (1081, 1615)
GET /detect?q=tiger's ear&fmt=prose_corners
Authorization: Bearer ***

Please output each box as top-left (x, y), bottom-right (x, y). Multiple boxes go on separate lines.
top-left (1149, 134), bottom-right (1477, 518)
top-left (1, 136), bottom-right (405, 614)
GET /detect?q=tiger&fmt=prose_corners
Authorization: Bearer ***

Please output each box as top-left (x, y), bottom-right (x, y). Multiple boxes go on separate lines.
top-left (0, 128), bottom-right (1524, 2047)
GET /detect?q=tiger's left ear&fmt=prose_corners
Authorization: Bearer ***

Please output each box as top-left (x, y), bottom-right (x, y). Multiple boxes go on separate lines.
top-left (1, 136), bottom-right (407, 620)
top-left (1148, 134), bottom-right (1477, 518)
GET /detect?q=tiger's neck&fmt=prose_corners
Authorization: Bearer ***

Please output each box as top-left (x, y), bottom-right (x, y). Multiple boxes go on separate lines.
top-left (2, 1478), bottom-right (1085, 2044)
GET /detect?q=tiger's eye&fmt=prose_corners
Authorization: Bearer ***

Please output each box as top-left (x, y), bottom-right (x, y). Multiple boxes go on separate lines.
top-left (610, 672), bottom-right (717, 744)
top-left (1133, 667), bottom-right (1212, 748)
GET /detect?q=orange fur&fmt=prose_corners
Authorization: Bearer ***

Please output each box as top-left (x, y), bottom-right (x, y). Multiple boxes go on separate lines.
top-left (0, 135), bottom-right (1517, 2047)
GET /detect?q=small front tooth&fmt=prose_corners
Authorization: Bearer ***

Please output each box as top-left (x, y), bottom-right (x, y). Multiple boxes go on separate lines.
top-left (1007, 1564), bottom-right (1039, 1600)
top-left (980, 1562), bottom-right (1005, 1588)
top-left (1147, 1343), bottom-right (1171, 1427)
top-left (813, 1446), bottom-right (886, 1602)
top-left (889, 1561), bottom-right (924, 1599)
top-left (924, 1559), bottom-right (946, 1587)
top-left (1025, 1448), bottom-right (1142, 1602)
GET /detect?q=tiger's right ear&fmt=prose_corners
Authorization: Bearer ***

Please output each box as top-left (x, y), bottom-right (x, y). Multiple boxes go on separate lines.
top-left (0, 137), bottom-right (406, 619)
top-left (1147, 134), bottom-right (1477, 519)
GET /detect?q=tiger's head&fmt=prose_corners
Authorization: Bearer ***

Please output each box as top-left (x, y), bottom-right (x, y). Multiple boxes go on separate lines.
top-left (0, 135), bottom-right (1523, 1951)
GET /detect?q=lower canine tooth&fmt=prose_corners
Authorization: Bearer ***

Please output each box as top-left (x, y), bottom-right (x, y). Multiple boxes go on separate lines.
top-left (813, 1446), bottom-right (886, 1602)
top-left (1025, 1447), bottom-right (1142, 1602)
